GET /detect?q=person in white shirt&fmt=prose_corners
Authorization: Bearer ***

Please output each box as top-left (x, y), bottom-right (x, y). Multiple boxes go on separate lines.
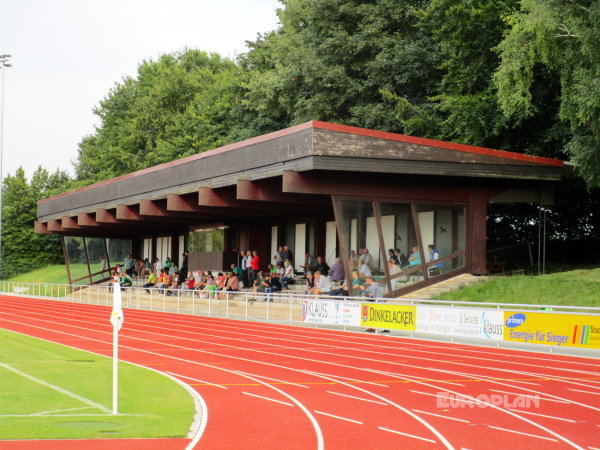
top-left (310, 271), bottom-right (331, 295)
top-left (358, 258), bottom-right (371, 278)
top-left (280, 260), bottom-right (295, 289)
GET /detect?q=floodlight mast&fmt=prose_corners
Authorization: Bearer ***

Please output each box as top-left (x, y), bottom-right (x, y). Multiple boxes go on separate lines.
top-left (0, 54), bottom-right (12, 279)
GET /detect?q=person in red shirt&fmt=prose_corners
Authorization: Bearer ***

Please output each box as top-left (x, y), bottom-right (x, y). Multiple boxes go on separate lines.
top-left (250, 250), bottom-right (260, 286)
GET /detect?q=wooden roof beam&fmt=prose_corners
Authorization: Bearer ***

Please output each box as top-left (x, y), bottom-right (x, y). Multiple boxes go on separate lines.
top-left (47, 219), bottom-right (65, 232)
top-left (61, 216), bottom-right (81, 230)
top-left (236, 179), bottom-right (330, 205)
top-left (34, 221), bottom-right (50, 234)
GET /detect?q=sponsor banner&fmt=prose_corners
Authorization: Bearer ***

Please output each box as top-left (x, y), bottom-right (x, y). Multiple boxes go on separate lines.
top-left (360, 304), bottom-right (416, 331)
top-left (417, 307), bottom-right (503, 341)
top-left (302, 299), bottom-right (361, 326)
top-left (503, 311), bottom-right (600, 349)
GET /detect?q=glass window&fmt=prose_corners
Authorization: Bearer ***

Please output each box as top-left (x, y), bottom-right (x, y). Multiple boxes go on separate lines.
top-left (107, 238), bottom-right (132, 266)
top-left (188, 227), bottom-right (225, 252)
top-left (64, 236), bottom-right (90, 284)
top-left (417, 205), bottom-right (466, 278)
top-left (378, 202), bottom-right (423, 292)
top-left (85, 237), bottom-right (110, 278)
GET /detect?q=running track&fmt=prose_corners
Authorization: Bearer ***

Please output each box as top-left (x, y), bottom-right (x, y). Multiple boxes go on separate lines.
top-left (1, 295), bottom-right (600, 450)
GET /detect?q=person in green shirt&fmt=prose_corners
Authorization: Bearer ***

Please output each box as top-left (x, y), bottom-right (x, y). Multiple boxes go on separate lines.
top-left (230, 263), bottom-right (243, 279)
top-left (120, 273), bottom-right (133, 288)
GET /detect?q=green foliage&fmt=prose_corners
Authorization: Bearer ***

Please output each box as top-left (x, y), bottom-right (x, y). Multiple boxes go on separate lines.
top-left (1, 167), bottom-right (67, 279)
top-left (235, 0), bottom-right (441, 134)
top-left (494, 0), bottom-right (600, 187)
top-left (435, 267), bottom-right (600, 307)
top-left (75, 49), bottom-right (239, 182)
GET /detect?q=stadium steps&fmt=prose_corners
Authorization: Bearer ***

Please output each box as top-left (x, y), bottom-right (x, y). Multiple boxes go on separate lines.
top-left (397, 273), bottom-right (488, 300)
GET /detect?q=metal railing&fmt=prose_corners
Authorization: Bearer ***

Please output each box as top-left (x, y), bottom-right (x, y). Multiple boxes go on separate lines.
top-left (1, 280), bottom-right (598, 321)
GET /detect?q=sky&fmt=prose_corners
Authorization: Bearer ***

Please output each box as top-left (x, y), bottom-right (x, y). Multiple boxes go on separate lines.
top-left (0, 0), bottom-right (281, 179)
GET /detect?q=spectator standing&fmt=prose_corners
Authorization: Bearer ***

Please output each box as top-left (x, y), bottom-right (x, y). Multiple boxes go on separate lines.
top-left (283, 245), bottom-right (294, 265)
top-left (244, 251), bottom-right (254, 287)
top-left (124, 254), bottom-right (134, 276)
top-left (180, 251), bottom-right (189, 278)
top-left (250, 251), bottom-right (260, 286)
top-left (275, 246), bottom-right (285, 264)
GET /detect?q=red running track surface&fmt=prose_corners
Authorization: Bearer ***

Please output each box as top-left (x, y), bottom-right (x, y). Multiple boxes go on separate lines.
top-left (1, 296), bottom-right (599, 450)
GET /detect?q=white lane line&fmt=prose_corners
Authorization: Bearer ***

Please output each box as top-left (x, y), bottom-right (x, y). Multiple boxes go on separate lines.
top-left (314, 410), bottom-right (363, 424)
top-left (166, 371), bottom-right (228, 390)
top-left (568, 388), bottom-right (600, 396)
top-left (378, 426), bottom-right (437, 444)
top-left (0, 363), bottom-right (111, 414)
top-left (589, 447), bottom-right (600, 450)
top-left (487, 425), bottom-right (558, 442)
top-left (0, 313), bottom-right (576, 449)
top-left (508, 408), bottom-right (576, 423)
top-left (412, 409), bottom-right (470, 423)
top-left (242, 391), bottom-right (294, 407)
top-left (489, 389), bottom-right (569, 404)
top-left (33, 406), bottom-right (95, 415)
top-left (327, 391), bottom-right (388, 406)
top-left (0, 413), bottom-right (139, 417)
top-left (302, 369), bottom-right (388, 387)
top-left (503, 379), bottom-right (540, 386)
top-left (409, 390), bottom-right (478, 405)
top-left (235, 370), bottom-right (309, 388)
top-left (371, 369), bottom-right (465, 387)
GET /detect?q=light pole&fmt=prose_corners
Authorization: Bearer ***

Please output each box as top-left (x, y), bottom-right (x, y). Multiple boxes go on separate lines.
top-left (0, 54), bottom-right (12, 279)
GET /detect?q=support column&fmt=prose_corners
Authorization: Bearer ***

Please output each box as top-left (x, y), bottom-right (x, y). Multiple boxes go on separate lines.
top-left (470, 189), bottom-right (488, 275)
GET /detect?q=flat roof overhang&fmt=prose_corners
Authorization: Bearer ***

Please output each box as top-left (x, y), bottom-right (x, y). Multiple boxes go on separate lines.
top-left (36, 121), bottom-right (563, 236)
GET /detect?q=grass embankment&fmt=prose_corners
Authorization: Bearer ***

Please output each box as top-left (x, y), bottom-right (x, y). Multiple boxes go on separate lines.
top-left (7, 265), bottom-right (70, 284)
top-left (435, 267), bottom-right (600, 307)
top-left (0, 329), bottom-right (194, 440)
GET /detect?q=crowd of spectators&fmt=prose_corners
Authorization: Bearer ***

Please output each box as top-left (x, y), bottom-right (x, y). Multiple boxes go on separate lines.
top-left (108, 242), bottom-right (442, 301)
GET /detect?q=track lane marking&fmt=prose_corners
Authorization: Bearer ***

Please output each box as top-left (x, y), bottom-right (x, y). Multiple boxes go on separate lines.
top-left (489, 389), bottom-right (569, 404)
top-left (166, 371), bottom-right (228, 390)
top-left (411, 409), bottom-right (470, 423)
top-left (409, 390), bottom-right (478, 405)
top-left (242, 392), bottom-right (294, 407)
top-left (378, 426), bottom-right (437, 444)
top-left (0, 304), bottom-right (593, 449)
top-left (0, 363), bottom-right (111, 414)
top-left (4, 296), bottom-right (598, 374)
top-left (507, 408), bottom-right (576, 423)
top-left (568, 388), bottom-right (600, 396)
top-left (487, 425), bottom-right (558, 442)
top-left (327, 391), bottom-right (388, 406)
top-left (314, 410), bottom-right (363, 424)
top-left (234, 370), bottom-right (309, 388)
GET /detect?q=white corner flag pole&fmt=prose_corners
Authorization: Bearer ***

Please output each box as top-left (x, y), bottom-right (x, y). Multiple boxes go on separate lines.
top-left (110, 278), bottom-right (124, 415)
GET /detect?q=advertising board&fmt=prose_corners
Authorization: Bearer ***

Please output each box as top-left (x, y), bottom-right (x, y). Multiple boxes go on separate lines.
top-left (503, 311), bottom-right (600, 349)
top-left (302, 299), bottom-right (361, 326)
top-left (417, 307), bottom-right (504, 341)
top-left (360, 303), bottom-right (416, 331)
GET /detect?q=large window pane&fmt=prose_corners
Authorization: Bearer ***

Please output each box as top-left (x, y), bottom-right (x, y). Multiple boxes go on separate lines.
top-left (188, 227), bottom-right (225, 252)
top-left (378, 202), bottom-right (423, 292)
top-left (107, 238), bottom-right (132, 266)
top-left (86, 237), bottom-right (110, 279)
top-left (64, 236), bottom-right (90, 284)
top-left (417, 205), bottom-right (466, 278)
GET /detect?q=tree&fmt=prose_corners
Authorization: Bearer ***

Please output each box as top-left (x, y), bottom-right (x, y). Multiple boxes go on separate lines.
top-left (234, 0), bottom-right (441, 136)
top-left (494, 0), bottom-right (600, 187)
top-left (75, 50), bottom-right (239, 182)
top-left (1, 167), bottom-right (68, 278)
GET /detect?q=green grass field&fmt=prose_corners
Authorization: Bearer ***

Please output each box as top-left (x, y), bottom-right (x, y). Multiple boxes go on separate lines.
top-left (434, 267), bottom-right (600, 307)
top-left (0, 329), bottom-right (194, 440)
